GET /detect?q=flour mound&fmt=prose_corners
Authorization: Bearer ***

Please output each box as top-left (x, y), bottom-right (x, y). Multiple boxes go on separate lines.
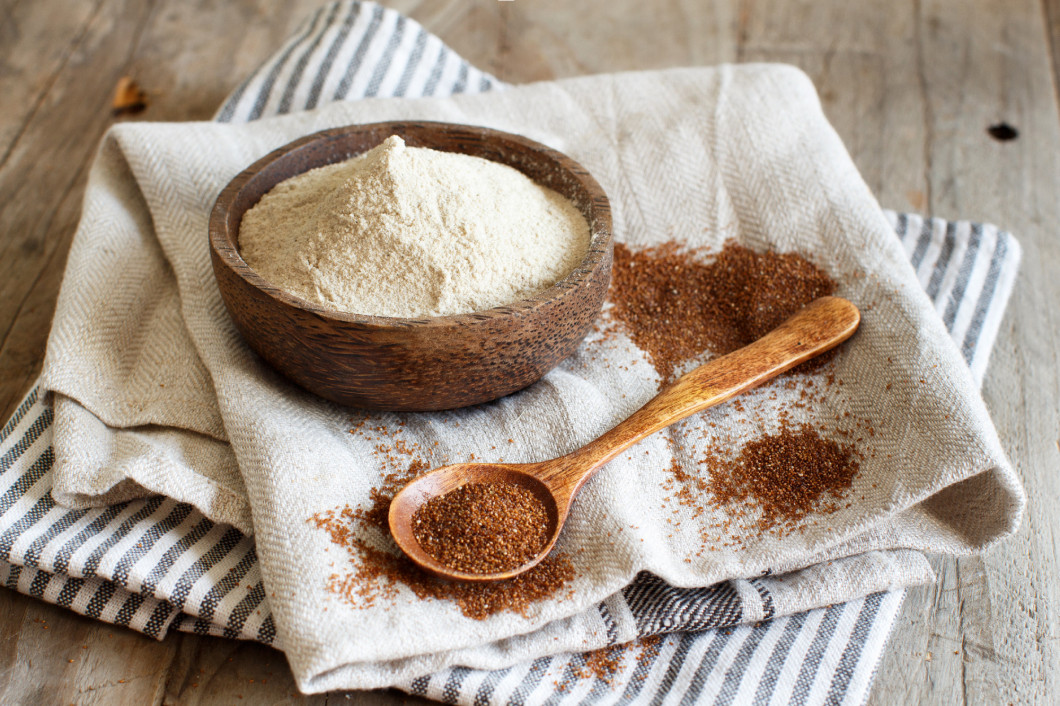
top-left (238, 135), bottom-right (591, 318)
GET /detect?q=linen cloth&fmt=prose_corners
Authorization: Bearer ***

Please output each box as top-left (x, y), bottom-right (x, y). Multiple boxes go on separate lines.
top-left (0, 2), bottom-right (1024, 702)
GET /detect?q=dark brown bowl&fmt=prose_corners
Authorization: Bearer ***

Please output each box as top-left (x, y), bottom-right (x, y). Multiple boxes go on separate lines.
top-left (209, 121), bottom-right (613, 411)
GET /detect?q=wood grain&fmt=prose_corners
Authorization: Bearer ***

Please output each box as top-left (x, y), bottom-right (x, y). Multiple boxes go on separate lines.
top-left (0, 0), bottom-right (1057, 703)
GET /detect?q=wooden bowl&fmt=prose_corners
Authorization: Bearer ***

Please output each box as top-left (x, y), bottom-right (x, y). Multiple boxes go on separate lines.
top-left (209, 121), bottom-right (613, 411)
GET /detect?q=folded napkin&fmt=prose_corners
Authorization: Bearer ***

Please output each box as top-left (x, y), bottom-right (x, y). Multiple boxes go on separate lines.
top-left (1, 2), bottom-right (1024, 702)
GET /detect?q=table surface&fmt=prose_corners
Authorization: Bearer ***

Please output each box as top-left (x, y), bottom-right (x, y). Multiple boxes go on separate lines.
top-left (1, 0), bottom-right (1058, 703)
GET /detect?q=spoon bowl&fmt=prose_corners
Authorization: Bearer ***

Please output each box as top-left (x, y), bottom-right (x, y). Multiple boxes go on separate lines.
top-left (389, 296), bottom-right (862, 582)
top-left (388, 463), bottom-right (562, 582)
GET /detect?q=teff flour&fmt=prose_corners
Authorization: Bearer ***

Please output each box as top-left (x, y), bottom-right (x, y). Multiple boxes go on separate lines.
top-left (238, 135), bottom-right (591, 318)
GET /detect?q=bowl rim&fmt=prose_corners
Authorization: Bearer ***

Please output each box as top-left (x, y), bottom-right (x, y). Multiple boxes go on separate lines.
top-left (209, 120), bottom-right (613, 330)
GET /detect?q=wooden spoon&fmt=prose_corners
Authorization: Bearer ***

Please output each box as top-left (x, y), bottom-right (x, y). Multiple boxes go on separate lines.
top-left (388, 296), bottom-right (860, 582)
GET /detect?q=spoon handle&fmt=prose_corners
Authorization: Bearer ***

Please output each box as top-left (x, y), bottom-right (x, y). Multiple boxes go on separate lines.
top-left (544, 296), bottom-right (860, 495)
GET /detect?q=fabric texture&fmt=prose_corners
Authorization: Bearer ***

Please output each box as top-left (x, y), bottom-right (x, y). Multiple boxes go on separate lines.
top-left (0, 2), bottom-right (1024, 703)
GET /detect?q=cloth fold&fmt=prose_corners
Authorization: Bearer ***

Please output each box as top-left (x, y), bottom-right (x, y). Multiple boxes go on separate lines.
top-left (0, 2), bottom-right (1023, 703)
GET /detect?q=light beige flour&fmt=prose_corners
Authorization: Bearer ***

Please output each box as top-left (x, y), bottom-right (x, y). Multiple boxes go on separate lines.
top-left (238, 135), bottom-right (591, 318)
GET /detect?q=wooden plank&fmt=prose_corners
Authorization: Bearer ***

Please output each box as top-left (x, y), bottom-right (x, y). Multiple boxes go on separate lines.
top-left (0, 587), bottom-right (175, 705)
top-left (0, 0), bottom-right (101, 162)
top-left (160, 629), bottom-right (426, 704)
top-left (872, 0), bottom-right (1060, 701)
top-left (395, 0), bottom-right (737, 82)
top-left (734, 0), bottom-right (929, 210)
top-left (0, 0), bottom-right (154, 421)
top-left (1047, 0), bottom-right (1060, 108)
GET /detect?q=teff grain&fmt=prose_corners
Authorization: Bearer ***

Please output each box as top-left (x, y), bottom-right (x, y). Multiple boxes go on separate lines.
top-left (310, 460), bottom-right (574, 620)
top-left (412, 481), bottom-right (549, 574)
top-left (708, 424), bottom-right (860, 531)
top-left (608, 240), bottom-right (836, 381)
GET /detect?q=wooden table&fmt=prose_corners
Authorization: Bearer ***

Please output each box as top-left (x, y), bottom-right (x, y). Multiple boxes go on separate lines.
top-left (1, 1), bottom-right (1057, 702)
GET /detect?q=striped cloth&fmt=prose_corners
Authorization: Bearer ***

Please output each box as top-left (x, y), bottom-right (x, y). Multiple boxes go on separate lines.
top-left (0, 2), bottom-right (1020, 703)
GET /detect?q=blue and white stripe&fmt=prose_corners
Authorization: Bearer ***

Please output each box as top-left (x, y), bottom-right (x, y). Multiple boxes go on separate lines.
top-left (0, 2), bottom-right (1020, 704)
top-left (886, 212), bottom-right (1019, 384)
top-left (406, 592), bottom-right (902, 706)
top-left (216, 0), bottom-right (497, 124)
